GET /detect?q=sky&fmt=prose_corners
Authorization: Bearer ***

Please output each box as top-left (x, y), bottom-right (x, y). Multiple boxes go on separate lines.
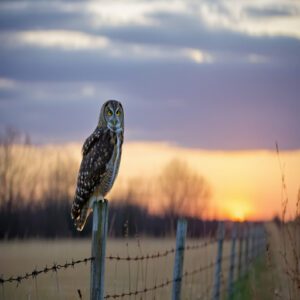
top-left (0, 0), bottom-right (299, 150)
top-left (117, 142), bottom-right (300, 221)
top-left (0, 1), bottom-right (299, 220)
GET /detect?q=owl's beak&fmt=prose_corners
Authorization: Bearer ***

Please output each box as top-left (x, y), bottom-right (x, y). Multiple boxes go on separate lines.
top-left (108, 119), bottom-right (121, 132)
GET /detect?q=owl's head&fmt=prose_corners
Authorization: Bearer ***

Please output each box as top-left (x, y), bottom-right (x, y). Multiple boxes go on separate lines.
top-left (99, 100), bottom-right (124, 132)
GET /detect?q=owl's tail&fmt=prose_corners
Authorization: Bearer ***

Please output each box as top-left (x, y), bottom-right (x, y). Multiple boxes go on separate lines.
top-left (71, 201), bottom-right (91, 231)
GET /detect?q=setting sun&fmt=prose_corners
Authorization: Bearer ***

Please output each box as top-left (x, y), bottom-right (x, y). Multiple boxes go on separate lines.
top-left (222, 199), bottom-right (254, 222)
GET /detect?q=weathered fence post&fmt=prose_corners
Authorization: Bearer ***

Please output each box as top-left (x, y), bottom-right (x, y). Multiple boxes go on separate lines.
top-left (227, 223), bottom-right (237, 299)
top-left (172, 218), bottom-right (187, 300)
top-left (251, 225), bottom-right (257, 260)
top-left (90, 200), bottom-right (109, 300)
top-left (237, 223), bottom-right (244, 279)
top-left (248, 224), bottom-right (252, 266)
top-left (262, 226), bottom-right (266, 255)
top-left (244, 223), bottom-right (249, 276)
top-left (257, 225), bottom-right (265, 256)
top-left (212, 221), bottom-right (225, 300)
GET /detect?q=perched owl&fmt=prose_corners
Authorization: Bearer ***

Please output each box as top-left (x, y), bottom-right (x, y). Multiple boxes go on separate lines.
top-left (71, 100), bottom-right (124, 231)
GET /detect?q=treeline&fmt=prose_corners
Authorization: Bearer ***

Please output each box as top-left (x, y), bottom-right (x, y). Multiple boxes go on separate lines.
top-left (0, 198), bottom-right (219, 239)
top-left (0, 129), bottom-right (216, 239)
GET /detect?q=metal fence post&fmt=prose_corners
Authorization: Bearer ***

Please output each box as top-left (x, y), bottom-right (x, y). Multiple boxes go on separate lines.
top-left (237, 223), bottom-right (243, 279)
top-left (90, 200), bottom-right (109, 300)
top-left (172, 218), bottom-right (187, 300)
top-left (212, 221), bottom-right (225, 300)
top-left (227, 223), bottom-right (237, 299)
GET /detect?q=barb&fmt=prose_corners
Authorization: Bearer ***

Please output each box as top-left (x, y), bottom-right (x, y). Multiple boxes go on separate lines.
top-left (106, 238), bottom-right (217, 262)
top-left (0, 257), bottom-right (94, 285)
top-left (104, 261), bottom-right (216, 299)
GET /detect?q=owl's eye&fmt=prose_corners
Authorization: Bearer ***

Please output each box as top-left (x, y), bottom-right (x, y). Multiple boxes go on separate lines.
top-left (116, 110), bottom-right (121, 116)
top-left (107, 109), bottom-right (113, 116)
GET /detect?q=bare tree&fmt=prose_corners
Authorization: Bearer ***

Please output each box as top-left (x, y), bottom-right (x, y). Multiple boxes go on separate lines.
top-left (158, 159), bottom-right (211, 232)
top-left (0, 128), bottom-right (36, 208)
top-left (111, 176), bottom-right (152, 206)
top-left (44, 153), bottom-right (78, 202)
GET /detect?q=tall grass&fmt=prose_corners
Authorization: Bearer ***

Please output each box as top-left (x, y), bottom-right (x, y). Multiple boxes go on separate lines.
top-left (265, 144), bottom-right (300, 299)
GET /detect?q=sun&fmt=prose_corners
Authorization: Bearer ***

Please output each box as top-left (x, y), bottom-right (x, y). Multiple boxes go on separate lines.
top-left (231, 209), bottom-right (246, 222)
top-left (223, 199), bottom-right (253, 221)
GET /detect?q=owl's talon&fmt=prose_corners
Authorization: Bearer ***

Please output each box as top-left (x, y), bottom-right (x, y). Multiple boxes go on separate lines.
top-left (95, 196), bottom-right (104, 202)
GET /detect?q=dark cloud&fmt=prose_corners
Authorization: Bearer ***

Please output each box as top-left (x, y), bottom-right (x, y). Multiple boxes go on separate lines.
top-left (97, 13), bottom-right (300, 63)
top-left (245, 6), bottom-right (298, 18)
top-left (0, 4), bottom-right (90, 31)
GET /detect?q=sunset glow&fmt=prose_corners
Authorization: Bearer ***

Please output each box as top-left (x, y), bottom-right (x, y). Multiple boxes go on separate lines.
top-left (222, 199), bottom-right (254, 222)
top-left (4, 142), bottom-right (299, 221)
top-left (115, 142), bottom-right (300, 221)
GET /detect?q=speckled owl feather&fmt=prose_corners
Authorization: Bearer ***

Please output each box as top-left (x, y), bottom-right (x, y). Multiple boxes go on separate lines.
top-left (71, 100), bottom-right (124, 231)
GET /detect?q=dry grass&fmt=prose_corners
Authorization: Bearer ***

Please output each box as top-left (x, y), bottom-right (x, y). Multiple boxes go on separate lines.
top-left (264, 219), bottom-right (300, 300)
top-left (0, 238), bottom-right (234, 300)
top-left (266, 144), bottom-right (300, 300)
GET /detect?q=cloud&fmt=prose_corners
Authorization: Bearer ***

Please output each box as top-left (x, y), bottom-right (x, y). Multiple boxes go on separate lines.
top-left (0, 30), bottom-right (214, 65)
top-left (96, 11), bottom-right (300, 63)
top-left (0, 0), bottom-right (299, 149)
top-left (196, 0), bottom-right (300, 39)
top-left (3, 30), bottom-right (110, 50)
top-left (246, 54), bottom-right (270, 64)
top-left (0, 78), bottom-right (16, 90)
top-left (245, 4), bottom-right (299, 18)
top-left (85, 0), bottom-right (300, 40)
top-left (0, 59), bottom-right (299, 150)
top-left (1, 0), bottom-right (300, 65)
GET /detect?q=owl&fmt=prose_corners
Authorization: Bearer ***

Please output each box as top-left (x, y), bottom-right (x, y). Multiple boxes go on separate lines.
top-left (71, 100), bottom-right (124, 231)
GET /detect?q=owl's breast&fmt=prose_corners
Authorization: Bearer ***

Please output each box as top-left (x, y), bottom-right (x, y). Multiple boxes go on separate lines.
top-left (98, 132), bottom-right (122, 196)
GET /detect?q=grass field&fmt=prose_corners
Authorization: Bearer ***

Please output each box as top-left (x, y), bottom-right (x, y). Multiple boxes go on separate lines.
top-left (0, 238), bottom-right (234, 300)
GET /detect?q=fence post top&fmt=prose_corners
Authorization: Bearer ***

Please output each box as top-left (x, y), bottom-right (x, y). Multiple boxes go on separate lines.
top-left (177, 218), bottom-right (187, 226)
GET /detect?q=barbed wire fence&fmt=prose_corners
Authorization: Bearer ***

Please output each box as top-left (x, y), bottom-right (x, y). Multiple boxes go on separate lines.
top-left (0, 201), bottom-right (266, 300)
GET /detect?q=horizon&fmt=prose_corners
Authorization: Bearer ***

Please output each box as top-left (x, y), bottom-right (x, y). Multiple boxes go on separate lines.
top-left (1, 140), bottom-right (298, 222)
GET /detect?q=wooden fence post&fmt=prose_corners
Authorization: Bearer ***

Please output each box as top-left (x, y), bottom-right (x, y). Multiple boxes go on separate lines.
top-left (252, 225), bottom-right (258, 260)
top-left (237, 223), bottom-right (243, 279)
top-left (258, 225), bottom-right (265, 256)
top-left (248, 224), bottom-right (253, 265)
top-left (227, 223), bottom-right (237, 299)
top-left (244, 223), bottom-right (249, 276)
top-left (212, 221), bottom-right (225, 300)
top-left (90, 200), bottom-right (109, 300)
top-left (171, 218), bottom-right (187, 300)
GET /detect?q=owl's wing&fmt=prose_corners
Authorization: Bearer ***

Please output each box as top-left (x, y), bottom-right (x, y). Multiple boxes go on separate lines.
top-left (82, 128), bottom-right (102, 156)
top-left (71, 127), bottom-right (114, 223)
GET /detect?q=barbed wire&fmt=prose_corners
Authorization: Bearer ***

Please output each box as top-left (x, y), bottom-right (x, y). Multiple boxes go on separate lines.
top-left (104, 261), bottom-right (216, 299)
top-left (0, 238), bottom-right (220, 286)
top-left (106, 248), bottom-right (175, 262)
top-left (0, 257), bottom-right (94, 285)
top-left (106, 238), bottom-right (217, 262)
